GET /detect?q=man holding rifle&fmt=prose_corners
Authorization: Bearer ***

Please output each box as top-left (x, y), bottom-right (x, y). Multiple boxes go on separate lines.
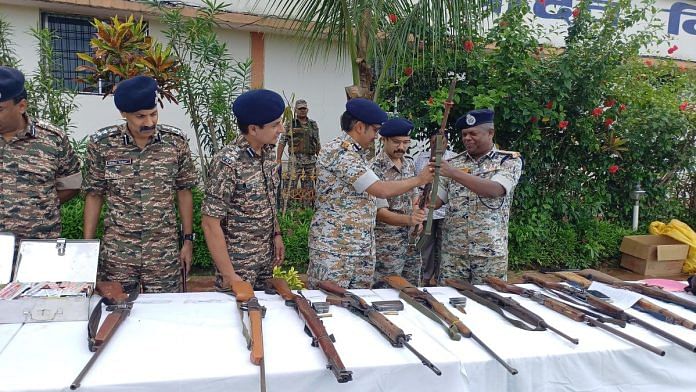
top-left (433, 109), bottom-right (522, 284)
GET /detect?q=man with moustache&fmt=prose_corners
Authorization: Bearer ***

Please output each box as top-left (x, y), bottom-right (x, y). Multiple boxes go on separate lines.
top-left (306, 99), bottom-right (433, 289)
top-left (83, 75), bottom-right (198, 293)
top-left (371, 118), bottom-right (426, 288)
top-left (0, 66), bottom-right (81, 249)
top-left (201, 89), bottom-right (286, 290)
top-left (433, 109), bottom-right (522, 284)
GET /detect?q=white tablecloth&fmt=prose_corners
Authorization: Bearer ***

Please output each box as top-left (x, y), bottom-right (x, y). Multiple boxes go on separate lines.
top-left (0, 287), bottom-right (695, 392)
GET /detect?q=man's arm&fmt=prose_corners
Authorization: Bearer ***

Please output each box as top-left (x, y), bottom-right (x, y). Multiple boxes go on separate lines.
top-left (58, 189), bottom-right (80, 204)
top-left (439, 160), bottom-right (505, 197)
top-left (276, 142), bottom-right (285, 163)
top-left (83, 193), bottom-right (104, 239)
top-left (177, 189), bottom-right (194, 272)
top-left (376, 207), bottom-right (426, 227)
top-left (201, 215), bottom-right (241, 285)
top-left (365, 168), bottom-right (432, 199)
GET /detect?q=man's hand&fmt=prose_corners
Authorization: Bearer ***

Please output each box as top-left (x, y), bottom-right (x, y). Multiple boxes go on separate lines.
top-left (409, 206), bottom-right (427, 226)
top-left (273, 235), bottom-right (285, 267)
top-left (223, 271), bottom-right (244, 288)
top-left (415, 164), bottom-right (434, 186)
top-left (179, 241), bottom-right (193, 274)
top-left (434, 159), bottom-right (456, 178)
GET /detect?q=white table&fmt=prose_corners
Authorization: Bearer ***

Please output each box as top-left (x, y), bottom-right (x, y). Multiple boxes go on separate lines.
top-left (0, 287), bottom-right (695, 392)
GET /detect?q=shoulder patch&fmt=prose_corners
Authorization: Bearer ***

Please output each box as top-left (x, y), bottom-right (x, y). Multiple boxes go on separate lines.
top-left (90, 126), bottom-right (120, 142)
top-left (340, 140), bottom-right (352, 150)
top-left (158, 124), bottom-right (188, 140)
top-left (221, 156), bottom-right (235, 167)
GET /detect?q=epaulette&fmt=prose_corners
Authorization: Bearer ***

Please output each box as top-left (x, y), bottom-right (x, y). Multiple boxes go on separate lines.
top-left (158, 124), bottom-right (188, 140)
top-left (90, 126), bottom-right (120, 142)
top-left (496, 150), bottom-right (521, 159)
top-left (447, 152), bottom-right (466, 161)
top-left (219, 148), bottom-right (239, 168)
top-left (33, 119), bottom-right (66, 137)
top-left (340, 140), bottom-right (352, 150)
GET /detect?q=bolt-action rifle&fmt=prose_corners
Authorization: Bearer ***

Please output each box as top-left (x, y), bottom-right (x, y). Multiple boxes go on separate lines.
top-left (317, 280), bottom-right (441, 376)
top-left (577, 269), bottom-right (696, 314)
top-left (554, 271), bottom-right (696, 331)
top-left (445, 278), bottom-right (578, 345)
top-left (524, 272), bottom-right (696, 353)
top-left (231, 280), bottom-right (267, 392)
top-left (70, 282), bottom-right (139, 390)
top-left (484, 277), bottom-right (666, 356)
top-left (266, 278), bottom-right (353, 383)
top-left (384, 275), bottom-right (518, 375)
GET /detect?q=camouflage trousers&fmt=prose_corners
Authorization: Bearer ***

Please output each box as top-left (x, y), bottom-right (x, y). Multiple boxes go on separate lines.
top-left (99, 232), bottom-right (181, 293)
top-left (373, 225), bottom-right (422, 288)
top-left (307, 248), bottom-right (375, 289)
top-left (437, 253), bottom-right (508, 285)
top-left (215, 246), bottom-right (274, 292)
top-left (419, 218), bottom-right (445, 282)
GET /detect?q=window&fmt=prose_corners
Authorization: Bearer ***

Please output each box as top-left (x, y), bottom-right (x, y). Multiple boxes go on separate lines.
top-left (42, 13), bottom-right (97, 92)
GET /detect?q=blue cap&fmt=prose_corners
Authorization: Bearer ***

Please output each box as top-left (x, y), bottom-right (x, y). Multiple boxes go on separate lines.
top-left (232, 89), bottom-right (285, 125)
top-left (379, 118), bottom-right (413, 137)
top-left (0, 66), bottom-right (26, 102)
top-left (455, 109), bottom-right (494, 130)
top-left (114, 76), bottom-right (158, 113)
top-left (346, 98), bottom-right (387, 125)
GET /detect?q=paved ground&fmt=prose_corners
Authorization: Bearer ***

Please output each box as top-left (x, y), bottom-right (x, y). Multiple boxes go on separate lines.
top-left (185, 267), bottom-right (691, 292)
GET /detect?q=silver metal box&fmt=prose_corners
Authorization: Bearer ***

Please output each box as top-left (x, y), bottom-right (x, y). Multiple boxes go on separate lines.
top-left (0, 235), bottom-right (100, 323)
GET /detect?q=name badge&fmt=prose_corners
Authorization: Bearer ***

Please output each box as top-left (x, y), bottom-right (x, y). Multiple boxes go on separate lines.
top-left (105, 159), bottom-right (133, 167)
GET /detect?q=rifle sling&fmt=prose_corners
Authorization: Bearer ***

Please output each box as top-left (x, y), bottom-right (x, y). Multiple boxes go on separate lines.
top-left (398, 292), bottom-right (461, 340)
top-left (87, 297), bottom-right (105, 349)
top-left (457, 289), bottom-right (544, 331)
top-left (238, 303), bottom-right (254, 350)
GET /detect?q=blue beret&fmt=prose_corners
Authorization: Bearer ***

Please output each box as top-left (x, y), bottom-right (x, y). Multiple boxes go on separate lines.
top-left (346, 98), bottom-right (387, 125)
top-left (455, 109), bottom-right (494, 130)
top-left (379, 118), bottom-right (413, 137)
top-left (114, 76), bottom-right (158, 113)
top-left (0, 66), bottom-right (26, 102)
top-left (232, 89), bottom-right (285, 126)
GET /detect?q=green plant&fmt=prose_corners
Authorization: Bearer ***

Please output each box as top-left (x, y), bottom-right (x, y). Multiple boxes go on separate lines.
top-left (272, 266), bottom-right (305, 289)
top-left (278, 207), bottom-right (314, 273)
top-left (0, 15), bottom-right (19, 67)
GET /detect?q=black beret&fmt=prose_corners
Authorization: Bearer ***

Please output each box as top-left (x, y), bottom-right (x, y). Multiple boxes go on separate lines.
top-left (232, 89), bottom-right (285, 125)
top-left (114, 76), bottom-right (158, 113)
top-left (346, 98), bottom-right (387, 125)
top-left (0, 66), bottom-right (26, 102)
top-left (379, 118), bottom-right (413, 137)
top-left (455, 109), bottom-right (494, 130)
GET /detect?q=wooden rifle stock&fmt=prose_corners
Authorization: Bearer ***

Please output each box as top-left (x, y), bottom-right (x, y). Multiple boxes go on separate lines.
top-left (266, 278), bottom-right (353, 383)
top-left (230, 280), bottom-right (266, 391)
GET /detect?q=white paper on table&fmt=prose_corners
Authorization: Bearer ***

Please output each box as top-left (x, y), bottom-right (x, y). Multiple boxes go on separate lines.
top-left (588, 281), bottom-right (642, 310)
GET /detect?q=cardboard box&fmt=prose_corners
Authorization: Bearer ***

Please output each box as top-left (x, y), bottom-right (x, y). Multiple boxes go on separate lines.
top-left (620, 253), bottom-right (685, 277)
top-left (0, 235), bottom-right (99, 323)
top-left (619, 235), bottom-right (689, 261)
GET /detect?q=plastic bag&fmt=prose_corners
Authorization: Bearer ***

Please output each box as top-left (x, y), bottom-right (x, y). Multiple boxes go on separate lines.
top-left (649, 219), bottom-right (696, 274)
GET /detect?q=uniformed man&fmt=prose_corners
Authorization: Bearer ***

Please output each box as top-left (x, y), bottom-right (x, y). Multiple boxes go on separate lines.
top-left (414, 128), bottom-right (457, 286)
top-left (201, 89), bottom-right (285, 290)
top-left (276, 99), bottom-right (320, 206)
top-left (307, 99), bottom-right (433, 289)
top-left (372, 118), bottom-right (426, 288)
top-left (434, 109), bottom-right (522, 284)
top-left (0, 66), bottom-right (81, 248)
top-left (83, 75), bottom-right (198, 293)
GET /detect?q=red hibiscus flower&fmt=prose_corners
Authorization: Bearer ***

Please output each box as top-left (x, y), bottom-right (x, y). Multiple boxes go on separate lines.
top-left (592, 107), bottom-right (603, 117)
top-left (530, 116), bottom-right (538, 123)
top-left (572, 7), bottom-right (580, 17)
top-left (545, 100), bottom-right (554, 109)
top-left (559, 120), bottom-right (569, 129)
top-left (388, 13), bottom-right (397, 24)
top-left (619, 103), bottom-right (627, 112)
top-left (644, 59), bottom-right (653, 67)
top-left (608, 165), bottom-right (619, 174)
top-left (679, 101), bottom-right (688, 111)
top-left (404, 67), bottom-right (413, 76)
top-left (604, 118), bottom-right (614, 128)
top-left (427, 97), bottom-right (434, 105)
top-left (464, 40), bottom-right (474, 52)
top-left (667, 45), bottom-right (678, 54)
top-left (604, 99), bottom-right (616, 108)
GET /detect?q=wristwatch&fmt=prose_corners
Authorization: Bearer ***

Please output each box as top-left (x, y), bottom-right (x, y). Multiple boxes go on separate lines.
top-left (182, 233), bottom-right (196, 242)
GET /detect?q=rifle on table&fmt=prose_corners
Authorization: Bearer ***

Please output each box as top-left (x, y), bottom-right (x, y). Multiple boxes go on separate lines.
top-left (231, 280), bottom-right (267, 392)
top-left (554, 271), bottom-right (696, 331)
top-left (524, 273), bottom-right (696, 354)
top-left (577, 269), bottom-right (696, 314)
top-left (266, 278), bottom-right (353, 383)
top-left (484, 277), bottom-right (667, 356)
top-left (415, 78), bottom-right (457, 250)
top-left (317, 280), bottom-right (441, 376)
top-left (70, 282), bottom-right (139, 390)
top-left (445, 278), bottom-right (578, 345)
top-left (384, 275), bottom-right (518, 375)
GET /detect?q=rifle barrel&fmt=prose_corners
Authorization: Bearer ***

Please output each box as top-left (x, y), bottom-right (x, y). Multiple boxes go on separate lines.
top-left (540, 321), bottom-right (579, 344)
top-left (401, 339), bottom-right (442, 376)
top-left (471, 334), bottom-right (518, 375)
top-left (629, 317), bottom-right (696, 353)
top-left (585, 317), bottom-right (665, 356)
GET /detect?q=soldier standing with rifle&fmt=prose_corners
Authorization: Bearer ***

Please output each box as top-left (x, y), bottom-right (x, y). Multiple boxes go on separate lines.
top-left (306, 99), bottom-right (433, 289)
top-left (372, 118), bottom-right (426, 288)
top-left (201, 89), bottom-right (286, 290)
top-left (432, 109), bottom-right (522, 284)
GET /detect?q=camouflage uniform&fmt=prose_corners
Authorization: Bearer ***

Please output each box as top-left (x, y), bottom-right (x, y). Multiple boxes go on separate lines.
top-left (437, 147), bottom-right (522, 285)
top-left (307, 133), bottom-right (379, 289)
top-left (371, 149), bottom-right (421, 288)
top-left (202, 137), bottom-right (279, 290)
top-left (279, 119), bottom-right (320, 206)
top-left (0, 116), bottom-right (81, 245)
top-left (83, 124), bottom-right (198, 293)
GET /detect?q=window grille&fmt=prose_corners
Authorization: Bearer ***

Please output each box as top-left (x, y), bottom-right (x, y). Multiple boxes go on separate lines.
top-left (42, 13), bottom-right (97, 92)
